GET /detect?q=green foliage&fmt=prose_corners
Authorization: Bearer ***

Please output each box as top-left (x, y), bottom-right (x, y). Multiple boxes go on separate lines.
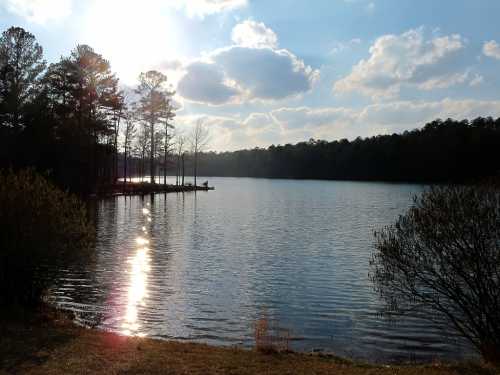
top-left (371, 184), bottom-right (500, 363)
top-left (0, 169), bottom-right (94, 307)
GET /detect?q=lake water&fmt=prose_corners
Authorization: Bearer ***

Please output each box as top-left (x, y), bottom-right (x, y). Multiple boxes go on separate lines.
top-left (49, 177), bottom-right (472, 363)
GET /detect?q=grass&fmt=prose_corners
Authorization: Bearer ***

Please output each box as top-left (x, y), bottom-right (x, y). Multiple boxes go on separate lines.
top-left (1, 308), bottom-right (499, 375)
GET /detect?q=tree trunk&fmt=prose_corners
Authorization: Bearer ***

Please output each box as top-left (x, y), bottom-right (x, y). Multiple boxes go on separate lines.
top-left (150, 120), bottom-right (155, 184)
top-left (113, 114), bottom-right (120, 183)
top-left (176, 154), bottom-right (180, 186)
top-left (181, 153), bottom-right (185, 186)
top-left (194, 152), bottom-right (197, 187)
top-left (123, 147), bottom-right (127, 192)
top-left (163, 124), bottom-right (168, 186)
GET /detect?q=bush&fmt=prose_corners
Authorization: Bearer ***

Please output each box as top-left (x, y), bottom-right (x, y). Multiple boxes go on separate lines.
top-left (254, 316), bottom-right (291, 353)
top-left (370, 184), bottom-right (500, 363)
top-left (0, 169), bottom-right (94, 307)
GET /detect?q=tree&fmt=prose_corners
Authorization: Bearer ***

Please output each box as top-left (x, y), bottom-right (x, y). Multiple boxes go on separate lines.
top-left (111, 92), bottom-right (126, 182)
top-left (162, 101), bottom-right (175, 185)
top-left (189, 119), bottom-right (210, 186)
top-left (370, 184), bottom-right (500, 363)
top-left (42, 44), bottom-right (122, 190)
top-left (0, 27), bottom-right (46, 130)
top-left (135, 70), bottom-right (174, 184)
top-left (122, 110), bottom-right (137, 188)
top-left (175, 133), bottom-right (186, 186)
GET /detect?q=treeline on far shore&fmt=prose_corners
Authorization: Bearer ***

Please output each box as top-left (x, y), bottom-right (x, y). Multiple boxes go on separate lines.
top-left (194, 117), bottom-right (500, 183)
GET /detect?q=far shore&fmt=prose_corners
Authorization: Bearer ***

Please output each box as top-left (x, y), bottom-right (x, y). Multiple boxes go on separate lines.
top-left (1, 309), bottom-right (496, 375)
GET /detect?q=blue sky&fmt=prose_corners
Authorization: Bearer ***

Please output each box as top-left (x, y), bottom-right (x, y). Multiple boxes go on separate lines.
top-left (2, 0), bottom-right (500, 150)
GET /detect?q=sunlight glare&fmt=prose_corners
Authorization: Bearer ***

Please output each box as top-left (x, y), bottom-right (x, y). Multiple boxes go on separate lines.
top-left (122, 246), bottom-right (151, 336)
top-left (82, 0), bottom-right (181, 84)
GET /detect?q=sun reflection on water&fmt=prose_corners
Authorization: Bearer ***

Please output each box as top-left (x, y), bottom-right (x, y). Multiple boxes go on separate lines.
top-left (121, 205), bottom-right (152, 337)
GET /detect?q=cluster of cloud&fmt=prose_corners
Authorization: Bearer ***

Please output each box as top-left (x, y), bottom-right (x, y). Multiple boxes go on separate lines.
top-left (178, 98), bottom-right (500, 150)
top-left (2, 0), bottom-right (247, 24)
top-left (231, 20), bottom-right (278, 49)
top-left (333, 28), bottom-right (479, 99)
top-left (330, 38), bottom-right (361, 54)
top-left (4, 0), bottom-right (72, 24)
top-left (483, 40), bottom-right (500, 60)
top-left (173, 0), bottom-right (247, 18)
top-left (176, 20), bottom-right (319, 105)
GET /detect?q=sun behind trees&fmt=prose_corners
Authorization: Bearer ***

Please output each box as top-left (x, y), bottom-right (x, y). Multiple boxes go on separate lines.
top-left (0, 26), bottom-right (184, 193)
top-left (135, 70), bottom-right (175, 185)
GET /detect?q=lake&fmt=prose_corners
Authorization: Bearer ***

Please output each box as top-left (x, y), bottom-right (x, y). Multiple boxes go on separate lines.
top-left (49, 177), bottom-right (472, 363)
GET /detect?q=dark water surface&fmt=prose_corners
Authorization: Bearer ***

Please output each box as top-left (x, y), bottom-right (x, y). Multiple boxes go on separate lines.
top-left (49, 177), bottom-right (472, 363)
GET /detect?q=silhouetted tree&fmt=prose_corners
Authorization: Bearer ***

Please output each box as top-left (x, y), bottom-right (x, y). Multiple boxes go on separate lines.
top-left (122, 110), bottom-right (137, 187)
top-left (174, 133), bottom-right (186, 186)
top-left (190, 119), bottom-right (210, 186)
top-left (42, 44), bottom-right (123, 190)
top-left (0, 27), bottom-right (46, 130)
top-left (111, 92), bottom-right (126, 182)
top-left (370, 184), bottom-right (500, 363)
top-left (162, 102), bottom-right (175, 185)
top-left (135, 70), bottom-right (174, 184)
top-left (134, 121), bottom-right (150, 182)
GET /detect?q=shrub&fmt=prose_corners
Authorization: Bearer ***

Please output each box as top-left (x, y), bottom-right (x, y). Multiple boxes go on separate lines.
top-left (254, 315), bottom-right (291, 353)
top-left (371, 184), bottom-right (500, 363)
top-left (0, 169), bottom-right (94, 307)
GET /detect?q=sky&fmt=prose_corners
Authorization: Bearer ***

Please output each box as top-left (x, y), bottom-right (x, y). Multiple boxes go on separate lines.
top-left (2, 0), bottom-right (500, 151)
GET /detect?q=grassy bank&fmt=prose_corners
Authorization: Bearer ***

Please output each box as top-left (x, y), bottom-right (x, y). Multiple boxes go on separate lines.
top-left (1, 310), bottom-right (498, 375)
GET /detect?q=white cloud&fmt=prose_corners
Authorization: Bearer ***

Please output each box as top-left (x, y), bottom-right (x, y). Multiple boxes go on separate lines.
top-left (177, 61), bottom-right (241, 105)
top-left (177, 21), bottom-right (319, 105)
top-left (231, 20), bottom-right (278, 49)
top-left (4, 0), bottom-right (72, 24)
top-left (469, 74), bottom-right (484, 87)
top-left (213, 46), bottom-right (318, 100)
top-left (271, 106), bottom-right (355, 130)
top-left (334, 28), bottom-right (470, 99)
top-left (187, 98), bottom-right (500, 150)
top-left (3, 0), bottom-right (245, 26)
top-left (175, 113), bottom-right (279, 150)
top-left (359, 98), bottom-right (500, 133)
top-left (417, 71), bottom-right (470, 90)
top-left (483, 40), bottom-right (500, 60)
top-left (330, 38), bottom-right (361, 54)
top-left (173, 0), bottom-right (247, 18)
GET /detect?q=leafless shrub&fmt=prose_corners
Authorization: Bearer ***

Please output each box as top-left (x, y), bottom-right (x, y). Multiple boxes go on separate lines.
top-left (370, 184), bottom-right (500, 364)
top-left (254, 315), bottom-right (291, 353)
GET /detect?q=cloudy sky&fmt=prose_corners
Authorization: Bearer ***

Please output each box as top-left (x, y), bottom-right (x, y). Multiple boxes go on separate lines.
top-left (2, 0), bottom-right (500, 150)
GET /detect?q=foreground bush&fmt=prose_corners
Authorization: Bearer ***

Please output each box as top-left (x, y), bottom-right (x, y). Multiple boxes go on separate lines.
top-left (0, 169), bottom-right (94, 307)
top-left (371, 184), bottom-right (500, 363)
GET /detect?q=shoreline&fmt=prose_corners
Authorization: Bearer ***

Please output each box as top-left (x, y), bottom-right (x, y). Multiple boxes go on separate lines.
top-left (91, 182), bottom-right (215, 197)
top-left (1, 309), bottom-right (496, 374)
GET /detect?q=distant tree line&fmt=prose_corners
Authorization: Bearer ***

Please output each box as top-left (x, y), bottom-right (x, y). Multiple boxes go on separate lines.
top-left (0, 26), bottom-right (213, 193)
top-left (197, 117), bottom-right (500, 183)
